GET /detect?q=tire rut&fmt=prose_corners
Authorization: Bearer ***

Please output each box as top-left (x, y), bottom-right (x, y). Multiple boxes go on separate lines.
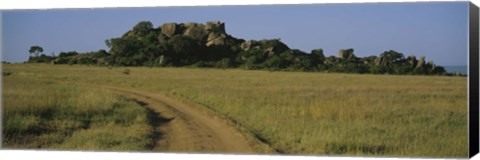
top-left (95, 85), bottom-right (263, 154)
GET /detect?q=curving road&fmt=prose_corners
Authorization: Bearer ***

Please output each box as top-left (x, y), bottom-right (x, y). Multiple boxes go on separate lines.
top-left (95, 84), bottom-right (271, 154)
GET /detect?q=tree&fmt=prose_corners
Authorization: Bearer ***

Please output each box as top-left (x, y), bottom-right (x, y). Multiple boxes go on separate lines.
top-left (107, 36), bottom-right (143, 65)
top-left (216, 58), bottom-right (234, 68)
top-left (29, 46), bottom-right (43, 57)
top-left (264, 55), bottom-right (287, 69)
top-left (379, 50), bottom-right (405, 66)
top-left (132, 21), bottom-right (154, 36)
top-left (74, 21), bottom-right (451, 75)
top-left (167, 35), bottom-right (206, 65)
top-left (311, 48), bottom-right (326, 63)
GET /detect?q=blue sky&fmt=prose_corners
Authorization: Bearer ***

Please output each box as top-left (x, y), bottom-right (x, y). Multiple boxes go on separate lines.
top-left (1, 2), bottom-right (469, 65)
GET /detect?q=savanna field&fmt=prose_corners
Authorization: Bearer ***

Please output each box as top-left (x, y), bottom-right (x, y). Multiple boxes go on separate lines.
top-left (2, 64), bottom-right (468, 157)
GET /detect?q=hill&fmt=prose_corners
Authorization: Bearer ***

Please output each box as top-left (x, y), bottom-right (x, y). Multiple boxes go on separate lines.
top-left (29, 21), bottom-right (446, 75)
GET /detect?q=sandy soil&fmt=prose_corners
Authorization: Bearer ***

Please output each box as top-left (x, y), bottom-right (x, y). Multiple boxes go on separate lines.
top-left (94, 84), bottom-right (272, 154)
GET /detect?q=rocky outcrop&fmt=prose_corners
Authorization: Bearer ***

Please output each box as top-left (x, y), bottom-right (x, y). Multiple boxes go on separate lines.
top-left (427, 60), bottom-right (435, 70)
top-left (205, 21), bottom-right (225, 33)
top-left (183, 23), bottom-right (207, 40)
top-left (339, 49), bottom-right (355, 59)
top-left (158, 55), bottom-right (165, 65)
top-left (199, 21), bottom-right (228, 47)
top-left (416, 56), bottom-right (425, 68)
top-left (157, 34), bottom-right (168, 43)
top-left (240, 40), bottom-right (256, 51)
top-left (374, 56), bottom-right (389, 66)
top-left (263, 41), bottom-right (289, 57)
top-left (407, 55), bottom-right (417, 68)
top-left (63, 20), bottom-right (449, 75)
top-left (238, 39), bottom-right (289, 57)
top-left (374, 57), bottom-right (381, 66)
top-left (154, 21), bottom-right (293, 56)
top-left (206, 32), bottom-right (228, 46)
top-left (155, 21), bottom-right (236, 48)
top-left (161, 23), bottom-right (178, 38)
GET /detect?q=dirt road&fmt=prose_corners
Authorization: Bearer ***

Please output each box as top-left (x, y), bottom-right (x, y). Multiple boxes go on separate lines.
top-left (95, 85), bottom-right (272, 154)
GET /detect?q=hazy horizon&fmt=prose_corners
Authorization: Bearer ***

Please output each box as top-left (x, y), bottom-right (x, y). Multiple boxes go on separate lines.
top-left (2, 2), bottom-right (469, 66)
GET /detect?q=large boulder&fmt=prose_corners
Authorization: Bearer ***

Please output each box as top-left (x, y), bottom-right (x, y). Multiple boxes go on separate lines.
top-left (161, 23), bottom-right (178, 38)
top-left (206, 32), bottom-right (227, 46)
top-left (240, 39), bottom-right (289, 57)
top-left (157, 34), bottom-right (168, 43)
top-left (311, 49), bottom-right (326, 62)
top-left (374, 56), bottom-right (388, 66)
top-left (406, 55), bottom-right (417, 68)
top-left (374, 57), bottom-right (381, 65)
top-left (259, 39), bottom-right (290, 54)
top-left (240, 40), bottom-right (256, 51)
top-left (183, 22), bottom-right (196, 28)
top-left (205, 21), bottom-right (226, 33)
top-left (427, 61), bottom-right (435, 70)
top-left (416, 56), bottom-right (425, 68)
top-left (264, 47), bottom-right (276, 57)
top-left (339, 49), bottom-right (355, 59)
top-left (183, 23), bottom-right (207, 40)
top-left (158, 55), bottom-right (165, 65)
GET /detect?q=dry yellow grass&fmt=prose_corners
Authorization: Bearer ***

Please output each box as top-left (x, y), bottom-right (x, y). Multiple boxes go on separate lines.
top-left (2, 66), bottom-right (154, 151)
top-left (2, 64), bottom-right (468, 157)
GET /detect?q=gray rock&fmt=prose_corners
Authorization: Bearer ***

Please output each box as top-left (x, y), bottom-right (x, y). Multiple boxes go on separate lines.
top-left (206, 32), bottom-right (227, 46)
top-left (161, 23), bottom-right (178, 38)
top-left (264, 47), bottom-right (276, 57)
top-left (407, 55), bottom-right (417, 68)
top-left (159, 55), bottom-right (165, 65)
top-left (183, 23), bottom-right (207, 40)
top-left (427, 60), bottom-right (435, 70)
top-left (374, 57), bottom-right (381, 65)
top-left (184, 22), bottom-right (196, 28)
top-left (338, 49), bottom-right (355, 59)
top-left (259, 39), bottom-right (290, 54)
top-left (274, 45), bottom-right (289, 54)
top-left (205, 21), bottom-right (226, 33)
top-left (311, 49), bottom-right (326, 62)
top-left (240, 40), bottom-right (256, 51)
top-left (416, 56), bottom-right (425, 68)
top-left (157, 34), bottom-right (168, 43)
top-left (374, 56), bottom-right (388, 66)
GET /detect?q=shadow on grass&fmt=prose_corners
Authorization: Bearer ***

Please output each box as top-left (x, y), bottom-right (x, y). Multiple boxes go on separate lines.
top-left (130, 99), bottom-right (175, 150)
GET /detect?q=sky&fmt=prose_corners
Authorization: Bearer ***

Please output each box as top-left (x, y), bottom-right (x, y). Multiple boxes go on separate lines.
top-left (1, 2), bottom-right (469, 65)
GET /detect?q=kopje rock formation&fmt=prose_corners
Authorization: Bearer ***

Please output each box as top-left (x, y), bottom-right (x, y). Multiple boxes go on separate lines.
top-left (42, 21), bottom-right (448, 75)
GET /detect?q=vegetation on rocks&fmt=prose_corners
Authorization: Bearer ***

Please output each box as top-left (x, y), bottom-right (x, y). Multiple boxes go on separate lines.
top-left (27, 21), bottom-right (447, 75)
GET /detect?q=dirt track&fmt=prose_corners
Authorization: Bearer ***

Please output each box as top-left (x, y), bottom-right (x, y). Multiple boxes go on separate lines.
top-left (96, 85), bottom-right (269, 154)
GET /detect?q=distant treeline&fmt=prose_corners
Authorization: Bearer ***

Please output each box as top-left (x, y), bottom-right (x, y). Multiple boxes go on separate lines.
top-left (28, 21), bottom-right (453, 75)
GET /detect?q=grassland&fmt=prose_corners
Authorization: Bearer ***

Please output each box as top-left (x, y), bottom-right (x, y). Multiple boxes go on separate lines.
top-left (2, 64), bottom-right (468, 157)
top-left (2, 67), bottom-right (154, 151)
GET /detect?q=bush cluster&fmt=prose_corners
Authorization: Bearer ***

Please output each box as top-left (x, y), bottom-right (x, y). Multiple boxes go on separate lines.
top-left (27, 21), bottom-right (446, 75)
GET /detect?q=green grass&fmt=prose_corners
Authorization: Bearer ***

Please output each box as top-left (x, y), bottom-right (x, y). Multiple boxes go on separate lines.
top-left (2, 69), bottom-right (154, 151)
top-left (2, 64), bottom-right (468, 157)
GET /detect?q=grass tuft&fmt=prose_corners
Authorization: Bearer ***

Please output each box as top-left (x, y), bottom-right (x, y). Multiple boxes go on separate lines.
top-left (2, 64), bottom-right (468, 157)
top-left (2, 71), bottom-right (154, 151)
